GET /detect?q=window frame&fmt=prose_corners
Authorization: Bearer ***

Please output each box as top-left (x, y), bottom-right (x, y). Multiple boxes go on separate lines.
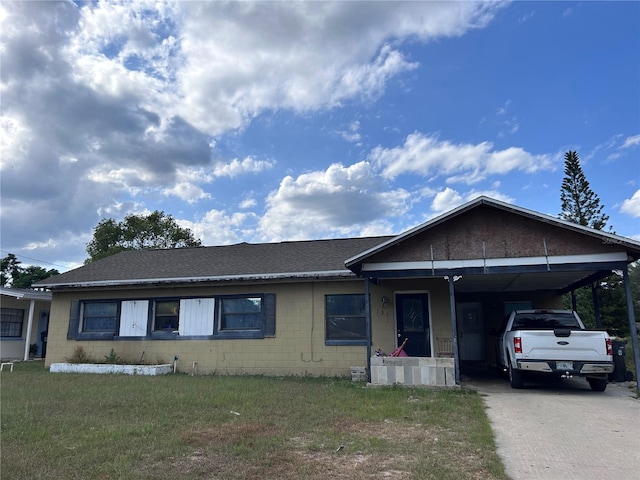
top-left (152, 299), bottom-right (181, 335)
top-left (324, 294), bottom-right (367, 346)
top-left (70, 300), bottom-right (120, 340)
top-left (1, 308), bottom-right (25, 338)
top-left (214, 294), bottom-right (266, 339)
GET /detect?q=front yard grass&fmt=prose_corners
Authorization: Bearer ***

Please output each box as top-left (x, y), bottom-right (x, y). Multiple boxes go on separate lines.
top-left (1, 362), bottom-right (507, 479)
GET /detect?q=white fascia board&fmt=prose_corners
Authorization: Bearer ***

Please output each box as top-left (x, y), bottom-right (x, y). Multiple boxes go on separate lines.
top-left (361, 252), bottom-right (629, 272)
top-left (38, 270), bottom-right (356, 288)
top-left (0, 288), bottom-right (52, 301)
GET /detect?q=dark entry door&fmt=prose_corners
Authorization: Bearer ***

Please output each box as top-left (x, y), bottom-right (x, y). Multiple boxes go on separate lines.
top-left (396, 293), bottom-right (430, 356)
top-left (456, 302), bottom-right (484, 361)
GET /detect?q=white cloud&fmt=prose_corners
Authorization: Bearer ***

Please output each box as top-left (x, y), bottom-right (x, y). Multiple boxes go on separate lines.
top-left (430, 188), bottom-right (514, 215)
top-left (496, 100), bottom-right (511, 115)
top-left (431, 188), bottom-right (464, 214)
top-left (0, 0), bottom-right (509, 265)
top-left (494, 101), bottom-right (519, 137)
top-left (180, 209), bottom-right (258, 246)
top-left (0, 116), bottom-right (32, 170)
top-left (87, 166), bottom-right (156, 192)
top-left (620, 190), bottom-right (640, 218)
top-left (518, 11), bottom-right (535, 23)
top-left (162, 182), bottom-right (211, 204)
top-left (213, 157), bottom-right (275, 178)
top-left (370, 132), bottom-right (557, 184)
top-left (621, 134), bottom-right (640, 149)
top-left (240, 198), bottom-right (257, 209)
top-left (337, 120), bottom-right (362, 144)
top-left (258, 162), bottom-right (410, 241)
top-left (174, 1), bottom-right (505, 134)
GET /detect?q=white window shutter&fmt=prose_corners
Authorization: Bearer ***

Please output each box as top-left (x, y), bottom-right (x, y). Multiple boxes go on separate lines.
top-left (179, 298), bottom-right (215, 336)
top-left (119, 300), bottom-right (149, 337)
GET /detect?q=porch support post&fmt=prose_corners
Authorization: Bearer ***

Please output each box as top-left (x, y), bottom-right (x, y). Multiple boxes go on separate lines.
top-left (23, 299), bottom-right (36, 361)
top-left (622, 266), bottom-right (640, 396)
top-left (591, 282), bottom-right (602, 329)
top-left (365, 276), bottom-right (372, 383)
top-left (571, 290), bottom-right (577, 312)
top-left (447, 276), bottom-right (460, 385)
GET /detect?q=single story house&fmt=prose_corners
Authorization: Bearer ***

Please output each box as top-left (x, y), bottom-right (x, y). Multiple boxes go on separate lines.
top-left (36, 197), bottom-right (640, 385)
top-left (1, 287), bottom-right (52, 360)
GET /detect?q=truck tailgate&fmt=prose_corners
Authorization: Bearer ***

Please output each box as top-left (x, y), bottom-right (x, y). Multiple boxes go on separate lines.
top-left (517, 330), bottom-right (610, 361)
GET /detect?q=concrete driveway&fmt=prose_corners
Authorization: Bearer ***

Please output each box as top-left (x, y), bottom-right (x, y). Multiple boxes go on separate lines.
top-left (464, 374), bottom-right (640, 480)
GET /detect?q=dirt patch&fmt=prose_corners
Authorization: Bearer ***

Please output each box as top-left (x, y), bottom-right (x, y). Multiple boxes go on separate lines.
top-left (181, 421), bottom-right (284, 448)
top-left (160, 419), bottom-right (495, 479)
top-left (168, 421), bottom-right (418, 479)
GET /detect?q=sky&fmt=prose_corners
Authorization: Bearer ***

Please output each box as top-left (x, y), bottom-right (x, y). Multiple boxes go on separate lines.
top-left (1, 0), bottom-right (639, 274)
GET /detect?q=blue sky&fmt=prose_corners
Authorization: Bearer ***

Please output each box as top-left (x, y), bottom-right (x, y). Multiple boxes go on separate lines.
top-left (1, 1), bottom-right (639, 273)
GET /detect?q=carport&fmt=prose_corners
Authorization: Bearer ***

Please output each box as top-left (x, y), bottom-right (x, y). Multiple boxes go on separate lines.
top-left (346, 197), bottom-right (640, 390)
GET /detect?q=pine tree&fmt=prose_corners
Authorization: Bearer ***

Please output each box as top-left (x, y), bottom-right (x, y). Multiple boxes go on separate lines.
top-left (559, 150), bottom-right (609, 230)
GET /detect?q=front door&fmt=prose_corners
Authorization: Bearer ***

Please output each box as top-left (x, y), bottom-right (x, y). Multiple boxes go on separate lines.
top-left (36, 311), bottom-right (49, 358)
top-left (457, 302), bottom-right (484, 361)
top-left (396, 293), bottom-right (430, 356)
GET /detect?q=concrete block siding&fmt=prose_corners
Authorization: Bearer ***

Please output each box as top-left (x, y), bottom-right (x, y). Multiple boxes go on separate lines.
top-left (44, 279), bottom-right (456, 378)
top-left (370, 356), bottom-right (456, 387)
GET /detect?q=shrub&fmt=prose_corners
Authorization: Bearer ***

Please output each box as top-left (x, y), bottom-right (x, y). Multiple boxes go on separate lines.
top-left (65, 346), bottom-right (97, 364)
top-left (104, 348), bottom-right (123, 364)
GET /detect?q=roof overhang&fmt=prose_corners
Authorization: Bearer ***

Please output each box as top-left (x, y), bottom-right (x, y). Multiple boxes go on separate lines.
top-left (0, 287), bottom-right (52, 301)
top-left (37, 270), bottom-right (357, 289)
top-left (359, 252), bottom-right (629, 293)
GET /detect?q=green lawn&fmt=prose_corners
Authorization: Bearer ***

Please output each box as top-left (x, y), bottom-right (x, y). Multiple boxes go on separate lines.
top-left (1, 362), bottom-right (507, 479)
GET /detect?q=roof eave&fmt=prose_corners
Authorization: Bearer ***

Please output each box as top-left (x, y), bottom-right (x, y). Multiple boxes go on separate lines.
top-left (37, 269), bottom-right (357, 289)
top-left (0, 287), bottom-right (52, 301)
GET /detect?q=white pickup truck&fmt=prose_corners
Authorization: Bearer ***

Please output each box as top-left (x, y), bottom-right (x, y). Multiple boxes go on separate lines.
top-left (494, 309), bottom-right (614, 391)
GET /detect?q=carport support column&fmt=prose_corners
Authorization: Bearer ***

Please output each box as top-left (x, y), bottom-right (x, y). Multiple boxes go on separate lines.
top-left (591, 282), bottom-right (602, 329)
top-left (447, 276), bottom-right (460, 385)
top-left (23, 299), bottom-right (35, 361)
top-left (622, 266), bottom-right (640, 396)
top-left (365, 276), bottom-right (372, 383)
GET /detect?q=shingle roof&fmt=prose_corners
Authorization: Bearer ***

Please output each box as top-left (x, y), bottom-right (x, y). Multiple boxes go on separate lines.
top-left (36, 236), bottom-right (393, 288)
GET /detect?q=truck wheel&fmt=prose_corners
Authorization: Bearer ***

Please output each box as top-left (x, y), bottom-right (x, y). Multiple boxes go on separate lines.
top-left (588, 378), bottom-right (607, 392)
top-left (508, 363), bottom-right (524, 389)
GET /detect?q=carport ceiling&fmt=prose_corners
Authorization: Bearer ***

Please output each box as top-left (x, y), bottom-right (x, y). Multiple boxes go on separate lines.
top-left (450, 270), bottom-right (608, 293)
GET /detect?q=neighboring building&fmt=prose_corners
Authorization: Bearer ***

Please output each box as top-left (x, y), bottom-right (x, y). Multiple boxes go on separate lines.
top-left (1, 287), bottom-right (52, 360)
top-left (35, 197), bottom-right (640, 384)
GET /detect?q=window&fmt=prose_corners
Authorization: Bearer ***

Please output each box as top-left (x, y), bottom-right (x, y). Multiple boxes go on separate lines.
top-left (325, 294), bottom-right (366, 344)
top-left (511, 312), bottom-right (582, 331)
top-left (82, 302), bottom-right (118, 332)
top-left (214, 294), bottom-right (276, 339)
top-left (154, 300), bottom-right (179, 332)
top-left (1, 308), bottom-right (24, 337)
top-left (67, 294), bottom-right (275, 340)
top-left (220, 297), bottom-right (263, 330)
